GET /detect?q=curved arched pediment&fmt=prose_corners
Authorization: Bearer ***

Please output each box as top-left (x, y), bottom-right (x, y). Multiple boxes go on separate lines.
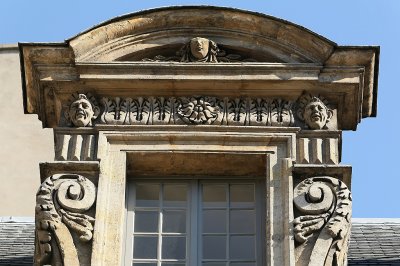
top-left (68, 6), bottom-right (336, 63)
top-left (19, 5), bottom-right (379, 129)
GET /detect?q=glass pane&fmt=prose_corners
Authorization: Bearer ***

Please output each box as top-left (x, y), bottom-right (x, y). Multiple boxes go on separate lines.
top-left (133, 236), bottom-right (158, 259)
top-left (136, 184), bottom-right (159, 207)
top-left (230, 263), bottom-right (255, 266)
top-left (203, 235), bottom-right (226, 259)
top-left (162, 263), bottom-right (186, 266)
top-left (230, 184), bottom-right (254, 208)
top-left (134, 211), bottom-right (158, 232)
top-left (164, 184), bottom-right (187, 207)
top-left (163, 210), bottom-right (186, 233)
top-left (202, 184), bottom-right (227, 207)
top-left (202, 263), bottom-right (226, 266)
top-left (230, 210), bottom-right (255, 234)
top-left (162, 236), bottom-right (186, 259)
top-left (229, 236), bottom-right (255, 260)
top-left (133, 264), bottom-right (157, 266)
top-left (202, 209), bottom-right (226, 233)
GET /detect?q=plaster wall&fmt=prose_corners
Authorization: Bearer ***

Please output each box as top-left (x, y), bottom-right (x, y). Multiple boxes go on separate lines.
top-left (0, 45), bottom-right (53, 216)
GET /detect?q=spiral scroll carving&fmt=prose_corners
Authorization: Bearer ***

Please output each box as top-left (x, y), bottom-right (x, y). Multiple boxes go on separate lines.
top-left (293, 176), bottom-right (352, 266)
top-left (35, 174), bottom-right (96, 265)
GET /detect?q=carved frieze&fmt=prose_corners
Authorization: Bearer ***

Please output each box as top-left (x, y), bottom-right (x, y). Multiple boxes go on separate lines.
top-left (143, 37), bottom-right (257, 62)
top-left (96, 96), bottom-right (295, 126)
top-left (35, 174), bottom-right (96, 265)
top-left (61, 93), bottom-right (337, 130)
top-left (293, 176), bottom-right (352, 266)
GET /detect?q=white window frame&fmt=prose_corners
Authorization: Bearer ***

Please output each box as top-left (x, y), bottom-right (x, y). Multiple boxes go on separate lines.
top-left (124, 178), bottom-right (265, 266)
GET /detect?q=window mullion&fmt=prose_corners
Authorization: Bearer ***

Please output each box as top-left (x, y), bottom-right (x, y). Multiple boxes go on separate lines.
top-left (227, 183), bottom-right (230, 266)
top-left (158, 184), bottom-right (163, 266)
top-left (190, 180), bottom-right (199, 266)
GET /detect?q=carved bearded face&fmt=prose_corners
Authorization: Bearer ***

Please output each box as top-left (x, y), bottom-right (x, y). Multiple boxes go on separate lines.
top-left (303, 101), bottom-right (332, 129)
top-left (68, 98), bottom-right (95, 127)
top-left (190, 37), bottom-right (210, 59)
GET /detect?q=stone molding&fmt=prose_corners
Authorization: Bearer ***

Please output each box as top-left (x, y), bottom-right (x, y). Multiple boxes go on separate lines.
top-left (35, 174), bottom-right (96, 266)
top-left (293, 176), bottom-right (352, 266)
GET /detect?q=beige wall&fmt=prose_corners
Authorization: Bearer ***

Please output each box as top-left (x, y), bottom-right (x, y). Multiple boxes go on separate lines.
top-left (0, 45), bottom-right (53, 216)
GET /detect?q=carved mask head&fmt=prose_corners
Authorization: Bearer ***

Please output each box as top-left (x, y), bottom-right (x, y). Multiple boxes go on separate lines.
top-left (302, 99), bottom-right (333, 129)
top-left (66, 94), bottom-right (99, 127)
top-left (190, 37), bottom-right (210, 59)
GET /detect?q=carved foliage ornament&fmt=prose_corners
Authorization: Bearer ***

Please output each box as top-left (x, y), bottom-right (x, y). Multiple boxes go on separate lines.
top-left (293, 176), bottom-right (352, 266)
top-left (143, 37), bottom-right (256, 63)
top-left (97, 96), bottom-right (295, 126)
top-left (35, 174), bottom-right (96, 265)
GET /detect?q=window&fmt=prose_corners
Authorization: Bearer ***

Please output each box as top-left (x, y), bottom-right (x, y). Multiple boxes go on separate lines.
top-left (125, 179), bottom-right (264, 266)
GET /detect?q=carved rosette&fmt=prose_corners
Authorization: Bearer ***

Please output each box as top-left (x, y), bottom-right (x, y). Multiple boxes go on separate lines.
top-left (35, 174), bottom-right (96, 265)
top-left (177, 96), bottom-right (219, 124)
top-left (293, 176), bottom-right (352, 266)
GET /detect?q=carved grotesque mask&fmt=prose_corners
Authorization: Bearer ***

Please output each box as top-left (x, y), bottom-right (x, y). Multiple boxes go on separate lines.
top-left (303, 100), bottom-right (332, 129)
top-left (190, 37), bottom-right (210, 59)
top-left (67, 96), bottom-right (97, 127)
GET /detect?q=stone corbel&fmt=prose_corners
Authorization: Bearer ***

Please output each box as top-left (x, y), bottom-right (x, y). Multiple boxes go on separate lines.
top-left (35, 174), bottom-right (97, 266)
top-left (293, 176), bottom-right (352, 266)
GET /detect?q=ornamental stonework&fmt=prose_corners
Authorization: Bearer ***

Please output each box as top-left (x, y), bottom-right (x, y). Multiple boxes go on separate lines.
top-left (63, 93), bottom-right (335, 128)
top-left (35, 174), bottom-right (96, 265)
top-left (143, 37), bottom-right (257, 63)
top-left (18, 6), bottom-right (379, 266)
top-left (293, 176), bottom-right (352, 266)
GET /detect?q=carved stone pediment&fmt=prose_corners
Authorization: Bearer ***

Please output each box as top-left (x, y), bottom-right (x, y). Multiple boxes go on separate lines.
top-left (20, 7), bottom-right (379, 130)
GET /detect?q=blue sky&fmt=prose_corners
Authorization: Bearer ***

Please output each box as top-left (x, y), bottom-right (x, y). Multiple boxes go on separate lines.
top-left (1, 0), bottom-right (399, 217)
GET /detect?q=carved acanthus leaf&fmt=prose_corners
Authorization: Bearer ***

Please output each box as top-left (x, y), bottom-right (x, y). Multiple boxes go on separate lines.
top-left (96, 96), bottom-right (298, 127)
top-left (293, 176), bottom-right (352, 266)
top-left (35, 174), bottom-right (96, 265)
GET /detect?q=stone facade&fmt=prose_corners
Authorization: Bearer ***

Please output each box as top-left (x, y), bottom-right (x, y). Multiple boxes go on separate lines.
top-left (0, 46), bottom-right (53, 216)
top-left (19, 6), bottom-right (379, 266)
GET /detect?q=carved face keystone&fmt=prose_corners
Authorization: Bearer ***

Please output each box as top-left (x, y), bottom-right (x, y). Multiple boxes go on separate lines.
top-left (303, 101), bottom-right (331, 129)
top-left (68, 98), bottom-right (95, 127)
top-left (190, 37), bottom-right (210, 59)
